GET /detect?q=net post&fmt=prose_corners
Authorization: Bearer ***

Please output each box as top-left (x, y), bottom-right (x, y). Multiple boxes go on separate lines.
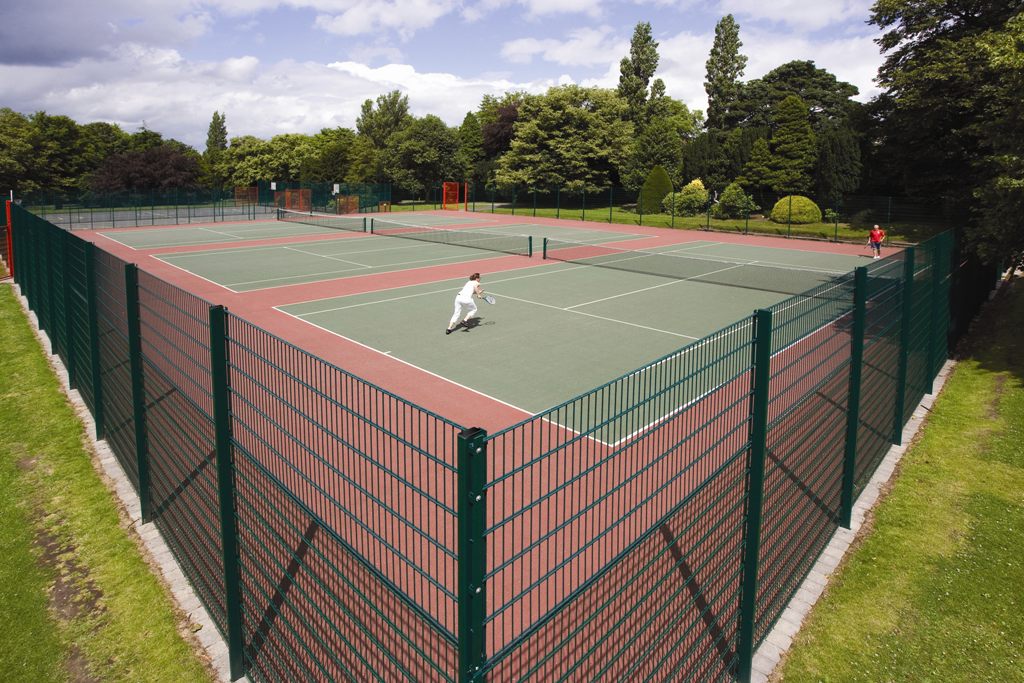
top-left (124, 263), bottom-right (152, 524)
top-left (894, 247), bottom-right (915, 444)
top-left (362, 217), bottom-right (366, 233)
top-left (61, 229), bottom-right (76, 388)
top-left (370, 218), bottom-right (375, 234)
top-left (543, 237), bottom-right (548, 260)
top-left (737, 308), bottom-right (773, 683)
top-left (528, 235), bottom-right (533, 258)
top-left (457, 427), bottom-right (488, 683)
top-left (84, 241), bottom-right (104, 440)
top-left (208, 305), bottom-right (245, 681)
top-left (841, 266), bottom-right (869, 529)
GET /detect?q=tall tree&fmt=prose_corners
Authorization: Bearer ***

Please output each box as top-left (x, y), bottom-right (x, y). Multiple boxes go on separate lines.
top-left (768, 95), bottom-right (815, 193)
top-left (618, 21), bottom-right (661, 126)
top-left (705, 127), bottom-right (769, 192)
top-left (356, 90), bottom-right (413, 148)
top-left (737, 137), bottom-right (774, 203)
top-left (814, 126), bottom-right (861, 196)
top-left (495, 85), bottom-right (632, 189)
top-left (677, 133), bottom-right (720, 188)
top-left (704, 15), bottom-right (747, 131)
top-left (91, 146), bottom-right (202, 192)
top-left (477, 91), bottom-right (526, 127)
top-left (299, 128), bottom-right (357, 183)
top-left (205, 112), bottom-right (228, 155)
top-left (382, 115), bottom-right (468, 192)
top-left (0, 108), bottom-right (38, 194)
top-left (729, 61), bottom-right (860, 132)
top-left (481, 105), bottom-right (521, 160)
top-left (622, 117), bottom-right (682, 189)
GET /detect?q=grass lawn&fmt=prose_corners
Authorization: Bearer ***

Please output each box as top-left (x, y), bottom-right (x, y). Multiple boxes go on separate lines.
top-left (774, 273), bottom-right (1024, 683)
top-left (0, 274), bottom-right (214, 683)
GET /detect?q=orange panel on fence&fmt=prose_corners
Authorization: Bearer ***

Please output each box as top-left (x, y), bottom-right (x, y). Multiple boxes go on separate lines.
top-left (335, 195), bottom-right (360, 214)
top-left (378, 202), bottom-right (391, 213)
top-left (234, 186), bottom-right (258, 206)
top-left (4, 201), bottom-right (11, 277)
top-left (274, 192), bottom-right (285, 208)
top-left (286, 189), bottom-right (312, 211)
top-left (442, 182), bottom-right (460, 210)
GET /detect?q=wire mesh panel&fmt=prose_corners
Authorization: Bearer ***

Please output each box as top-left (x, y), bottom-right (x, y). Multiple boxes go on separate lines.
top-left (754, 276), bottom-right (856, 643)
top-left (234, 453), bottom-right (458, 683)
top-left (32, 218), bottom-right (52, 339)
top-left (48, 224), bottom-right (71, 371)
top-left (225, 314), bottom-right (463, 639)
top-left (855, 256), bottom-right (905, 491)
top-left (904, 239), bottom-right (936, 421)
top-left (135, 270), bottom-right (227, 635)
top-left (66, 234), bottom-right (95, 415)
top-left (482, 317), bottom-right (756, 666)
top-left (93, 248), bottom-right (138, 490)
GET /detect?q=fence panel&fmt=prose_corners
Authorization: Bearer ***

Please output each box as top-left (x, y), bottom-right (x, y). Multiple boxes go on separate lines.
top-left (904, 239), bottom-right (936, 421)
top-left (66, 234), bottom-right (95, 415)
top-left (48, 224), bottom-right (71, 370)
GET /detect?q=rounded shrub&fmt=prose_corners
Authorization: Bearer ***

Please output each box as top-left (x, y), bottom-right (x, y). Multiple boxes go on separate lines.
top-left (664, 179), bottom-right (709, 217)
top-left (770, 195), bottom-right (822, 224)
top-left (640, 165), bottom-right (674, 215)
top-left (711, 182), bottom-right (759, 219)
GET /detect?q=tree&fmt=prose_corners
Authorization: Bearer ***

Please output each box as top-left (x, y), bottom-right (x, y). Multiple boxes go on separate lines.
top-left (622, 117), bottom-right (682, 189)
top-left (704, 15), bottom-right (747, 130)
top-left (495, 85), bottom-right (633, 189)
top-left (356, 90), bottom-right (413, 149)
top-left (28, 112), bottom-right (91, 192)
top-left (737, 137), bottom-right (774, 200)
top-left (481, 104), bottom-right (521, 160)
top-left (618, 21), bottom-right (661, 126)
top-left (91, 146), bottom-right (202, 192)
top-left (814, 126), bottom-right (861, 196)
top-left (127, 123), bottom-right (166, 153)
top-left (729, 61), bottom-right (860, 132)
top-left (640, 165), bottom-right (673, 214)
top-left (705, 127), bottom-right (769, 192)
top-left (0, 108), bottom-right (38, 194)
top-left (678, 133), bottom-right (719, 188)
top-left (477, 91), bottom-right (526, 127)
top-left (299, 128), bottom-right (357, 183)
top-left (768, 96), bottom-right (815, 193)
top-left (382, 115), bottom-right (468, 192)
top-left (205, 112), bottom-right (228, 156)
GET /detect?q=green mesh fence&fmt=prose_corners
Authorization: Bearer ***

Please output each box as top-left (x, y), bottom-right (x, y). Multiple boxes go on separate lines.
top-left (5, 200), bottom-right (1000, 683)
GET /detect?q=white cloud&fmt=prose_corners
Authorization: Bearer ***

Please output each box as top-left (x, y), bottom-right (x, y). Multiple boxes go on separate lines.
top-left (314, 0), bottom-right (459, 39)
top-left (721, 0), bottom-right (874, 32)
top-left (500, 27), bottom-right (626, 66)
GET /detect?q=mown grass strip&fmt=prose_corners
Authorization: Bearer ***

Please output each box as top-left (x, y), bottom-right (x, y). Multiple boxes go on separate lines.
top-left (0, 282), bottom-right (214, 683)
top-left (776, 275), bottom-right (1024, 683)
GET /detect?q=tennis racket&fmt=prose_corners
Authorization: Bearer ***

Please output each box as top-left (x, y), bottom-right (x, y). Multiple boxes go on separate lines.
top-left (482, 295), bottom-right (496, 305)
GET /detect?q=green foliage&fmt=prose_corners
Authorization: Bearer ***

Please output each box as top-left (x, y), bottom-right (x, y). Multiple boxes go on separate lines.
top-left (216, 133), bottom-right (320, 186)
top-left (815, 126), bottom-right (861, 196)
top-left (481, 104), bottom-right (520, 160)
top-left (704, 14), bottom-right (747, 130)
top-left (205, 111), bottom-right (228, 155)
top-left (477, 91), bottom-right (526, 127)
top-left (728, 60), bottom-right (860, 132)
top-left (711, 182), bottom-right (758, 219)
top-left (678, 133), bottom-right (719, 188)
top-left (623, 117), bottom-right (682, 189)
top-left (382, 115), bottom-right (468, 192)
top-left (770, 195), bottom-right (822, 224)
top-left (664, 179), bottom-right (709, 216)
top-left (298, 128), bottom-right (357, 183)
top-left (769, 95), bottom-right (815, 192)
top-left (459, 112), bottom-right (484, 164)
top-left (356, 90), bottom-right (413, 148)
top-left (618, 21), bottom-right (661, 125)
top-left (737, 137), bottom-right (773, 192)
top-left (640, 165), bottom-right (673, 214)
top-left (706, 127), bottom-right (769, 191)
top-left (495, 85), bottom-right (633, 189)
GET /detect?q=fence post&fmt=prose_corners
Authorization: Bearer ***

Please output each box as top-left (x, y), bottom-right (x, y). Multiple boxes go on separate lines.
top-left (670, 191), bottom-right (675, 230)
top-left (787, 194), bottom-right (793, 238)
top-left (706, 198), bottom-right (711, 230)
top-left (581, 186), bottom-right (586, 222)
top-left (737, 308), bottom-right (773, 683)
top-left (834, 196), bottom-right (840, 242)
top-left (457, 427), bottom-right (488, 682)
top-left (533, 186), bottom-right (537, 217)
top-left (491, 186), bottom-right (495, 214)
top-left (638, 187), bottom-right (643, 226)
top-left (894, 248), bottom-right (915, 444)
top-left (841, 266), bottom-right (868, 528)
top-left (556, 187), bottom-right (560, 219)
top-left (124, 263), bottom-right (152, 523)
top-left (61, 230), bottom-right (76, 388)
top-left (927, 237), bottom-right (944, 393)
top-left (209, 305), bottom-right (245, 681)
top-left (609, 186), bottom-right (613, 223)
top-left (84, 242), bottom-right (104, 440)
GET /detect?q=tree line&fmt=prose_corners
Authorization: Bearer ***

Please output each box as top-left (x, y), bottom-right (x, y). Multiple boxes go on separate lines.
top-left (0, 1), bottom-right (1020, 263)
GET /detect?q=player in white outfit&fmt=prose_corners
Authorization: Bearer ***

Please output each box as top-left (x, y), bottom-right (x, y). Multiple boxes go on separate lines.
top-left (446, 273), bottom-right (485, 334)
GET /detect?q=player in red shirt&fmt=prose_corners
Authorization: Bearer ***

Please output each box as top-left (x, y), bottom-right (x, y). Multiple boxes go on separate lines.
top-left (868, 224), bottom-right (885, 259)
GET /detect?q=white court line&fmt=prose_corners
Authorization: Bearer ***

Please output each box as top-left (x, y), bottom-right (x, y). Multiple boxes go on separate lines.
top-left (150, 256), bottom-right (242, 293)
top-left (281, 245), bottom-right (373, 269)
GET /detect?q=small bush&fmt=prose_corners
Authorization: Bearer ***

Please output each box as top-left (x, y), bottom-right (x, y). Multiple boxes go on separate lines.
top-left (664, 179), bottom-right (709, 217)
top-left (770, 195), bottom-right (822, 224)
top-left (640, 165), bottom-right (674, 215)
top-left (711, 182), bottom-right (759, 219)
top-left (824, 208), bottom-right (839, 224)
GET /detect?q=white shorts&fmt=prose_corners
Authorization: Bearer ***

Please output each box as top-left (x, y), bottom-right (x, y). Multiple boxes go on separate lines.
top-left (450, 295), bottom-right (477, 325)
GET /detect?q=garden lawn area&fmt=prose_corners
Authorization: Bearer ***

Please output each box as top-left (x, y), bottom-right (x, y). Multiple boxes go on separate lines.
top-left (774, 272), bottom-right (1024, 683)
top-left (0, 274), bottom-right (214, 683)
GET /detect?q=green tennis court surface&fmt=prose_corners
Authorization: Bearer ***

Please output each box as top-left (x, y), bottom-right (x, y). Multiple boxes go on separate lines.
top-left (278, 244), bottom-right (866, 425)
top-left (98, 214), bottom-right (494, 249)
top-left (154, 224), bottom-right (651, 292)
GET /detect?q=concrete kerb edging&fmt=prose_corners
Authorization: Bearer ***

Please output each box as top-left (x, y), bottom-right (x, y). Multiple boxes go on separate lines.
top-left (7, 282), bottom-right (247, 683)
top-left (750, 274), bottom-right (1009, 683)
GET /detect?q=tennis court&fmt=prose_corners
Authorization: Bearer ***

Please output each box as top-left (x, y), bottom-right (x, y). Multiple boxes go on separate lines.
top-left (278, 242), bottom-right (866, 423)
top-left (151, 221), bottom-right (651, 292)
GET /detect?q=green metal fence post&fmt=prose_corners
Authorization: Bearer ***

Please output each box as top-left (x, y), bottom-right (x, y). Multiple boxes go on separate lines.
top-left (581, 187), bottom-right (586, 223)
top-left (841, 266), bottom-right (869, 529)
top-left (85, 242), bottom-right (104, 440)
top-left (491, 186), bottom-right (495, 214)
top-left (124, 263), bottom-right (152, 523)
top-left (887, 196), bottom-right (892, 233)
top-left (745, 194), bottom-right (750, 235)
top-left (894, 247), bottom-right (915, 444)
top-left (209, 305), bottom-right (245, 681)
top-left (556, 187), bottom-right (560, 219)
top-left (533, 186), bottom-right (537, 217)
top-left (737, 308), bottom-right (773, 683)
top-left (457, 427), bottom-right (488, 683)
top-left (638, 187), bottom-right (643, 226)
top-left (671, 191), bottom-right (675, 229)
top-left (834, 196), bottom-right (840, 242)
top-left (787, 194), bottom-right (793, 237)
top-left (61, 230), bottom-right (76, 388)
top-left (706, 198), bottom-right (711, 230)
top-left (609, 186), bottom-right (613, 224)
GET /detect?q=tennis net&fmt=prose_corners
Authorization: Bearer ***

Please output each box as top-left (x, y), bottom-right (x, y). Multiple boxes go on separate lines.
top-left (542, 238), bottom-right (850, 296)
top-left (277, 209), bottom-right (366, 232)
top-left (371, 218), bottom-right (532, 257)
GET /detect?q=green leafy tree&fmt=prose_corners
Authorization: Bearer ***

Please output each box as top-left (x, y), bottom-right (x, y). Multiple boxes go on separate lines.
top-left (28, 112), bottom-right (90, 191)
top-left (299, 128), bottom-right (357, 183)
top-left (205, 112), bottom-right (228, 155)
top-left (216, 134), bottom-right (318, 186)
top-left (704, 15), bottom-right (747, 130)
top-left (729, 61), bottom-right (860, 132)
top-left (382, 115), bottom-right (468, 192)
top-left (495, 85), bottom-right (633, 189)
top-left (623, 117), bottom-right (682, 190)
top-left (711, 182), bottom-right (759, 219)
top-left (0, 108), bottom-right (38, 194)
top-left (705, 127), bottom-right (769, 191)
top-left (814, 126), bottom-right (861, 196)
top-left (90, 146), bottom-right (202, 192)
top-left (345, 136), bottom-right (386, 183)
top-left (127, 123), bottom-right (166, 153)
top-left (481, 104), bottom-right (520, 160)
top-left (477, 91), bottom-right (527, 127)
top-left (768, 96), bottom-right (815, 193)
top-left (640, 165), bottom-right (674, 214)
top-left (356, 90), bottom-right (413, 149)
top-left (678, 133), bottom-right (719, 187)
top-left (618, 21), bottom-right (661, 126)
top-left (737, 137), bottom-right (775, 202)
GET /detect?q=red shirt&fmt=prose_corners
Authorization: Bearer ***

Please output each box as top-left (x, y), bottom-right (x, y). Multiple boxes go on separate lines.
top-left (869, 228), bottom-right (885, 243)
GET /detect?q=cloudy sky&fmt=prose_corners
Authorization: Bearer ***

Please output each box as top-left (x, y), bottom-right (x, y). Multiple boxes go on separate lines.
top-left (0, 0), bottom-right (885, 151)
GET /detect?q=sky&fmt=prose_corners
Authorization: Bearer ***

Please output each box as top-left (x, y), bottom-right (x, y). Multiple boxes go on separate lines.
top-left (0, 0), bottom-right (886, 151)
